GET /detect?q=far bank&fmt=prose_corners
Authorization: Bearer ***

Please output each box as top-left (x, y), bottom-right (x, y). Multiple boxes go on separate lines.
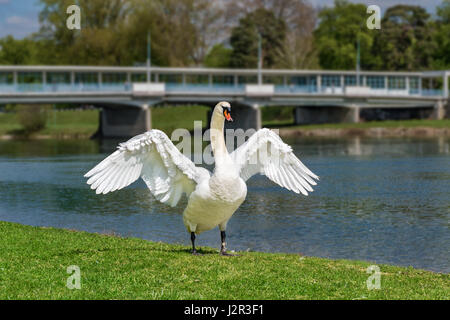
top-left (0, 107), bottom-right (449, 140)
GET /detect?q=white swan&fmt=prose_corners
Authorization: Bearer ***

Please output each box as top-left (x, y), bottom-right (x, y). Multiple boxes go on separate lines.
top-left (84, 101), bottom-right (319, 255)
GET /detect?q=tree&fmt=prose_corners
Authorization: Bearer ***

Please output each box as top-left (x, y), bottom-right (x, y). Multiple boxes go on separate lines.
top-left (225, 0), bottom-right (318, 69)
top-left (0, 36), bottom-right (41, 65)
top-left (38, 0), bottom-right (132, 65)
top-left (229, 8), bottom-right (286, 68)
top-left (372, 5), bottom-right (435, 71)
top-left (314, 0), bottom-right (376, 70)
top-left (123, 0), bottom-right (196, 67)
top-left (437, 0), bottom-right (450, 23)
top-left (204, 44), bottom-right (232, 68)
top-left (118, 0), bottom-right (224, 67)
top-left (189, 0), bottom-right (225, 66)
top-left (433, 0), bottom-right (450, 68)
top-left (33, 0), bottom-right (229, 67)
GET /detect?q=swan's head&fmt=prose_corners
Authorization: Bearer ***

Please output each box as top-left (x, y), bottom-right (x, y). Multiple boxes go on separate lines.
top-left (214, 101), bottom-right (233, 122)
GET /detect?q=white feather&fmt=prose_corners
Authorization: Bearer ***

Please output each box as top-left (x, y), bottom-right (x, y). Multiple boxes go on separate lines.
top-left (85, 129), bottom-right (209, 207)
top-left (231, 128), bottom-right (319, 195)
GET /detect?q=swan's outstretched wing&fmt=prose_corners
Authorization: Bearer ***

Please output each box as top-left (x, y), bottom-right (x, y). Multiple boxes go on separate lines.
top-left (231, 128), bottom-right (319, 196)
top-left (84, 129), bottom-right (209, 207)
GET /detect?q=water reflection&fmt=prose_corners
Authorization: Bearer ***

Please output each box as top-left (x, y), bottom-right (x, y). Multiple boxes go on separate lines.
top-left (0, 136), bottom-right (448, 273)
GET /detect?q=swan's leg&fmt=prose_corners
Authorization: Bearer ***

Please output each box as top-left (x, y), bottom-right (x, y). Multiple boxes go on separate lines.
top-left (220, 230), bottom-right (227, 254)
top-left (191, 232), bottom-right (201, 255)
top-left (220, 230), bottom-right (238, 256)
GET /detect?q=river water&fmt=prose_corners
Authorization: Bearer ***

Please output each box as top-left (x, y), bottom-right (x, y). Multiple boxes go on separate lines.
top-left (0, 136), bottom-right (448, 273)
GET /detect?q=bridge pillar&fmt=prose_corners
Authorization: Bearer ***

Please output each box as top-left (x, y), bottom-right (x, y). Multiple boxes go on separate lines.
top-left (293, 106), bottom-right (360, 125)
top-left (349, 105), bottom-right (360, 123)
top-left (431, 100), bottom-right (445, 120)
top-left (99, 104), bottom-right (151, 138)
top-left (227, 103), bottom-right (261, 131)
top-left (444, 72), bottom-right (449, 98)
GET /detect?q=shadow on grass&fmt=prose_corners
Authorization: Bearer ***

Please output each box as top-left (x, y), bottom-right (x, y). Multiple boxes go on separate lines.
top-left (168, 247), bottom-right (218, 255)
top-left (6, 128), bottom-right (30, 136)
top-left (54, 245), bottom-right (219, 258)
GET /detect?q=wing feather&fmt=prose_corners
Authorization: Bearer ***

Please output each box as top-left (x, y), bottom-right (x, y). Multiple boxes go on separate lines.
top-left (278, 165), bottom-right (295, 193)
top-left (287, 165), bottom-right (312, 193)
top-left (85, 129), bottom-right (210, 207)
top-left (231, 128), bottom-right (319, 196)
top-left (91, 165), bottom-right (116, 191)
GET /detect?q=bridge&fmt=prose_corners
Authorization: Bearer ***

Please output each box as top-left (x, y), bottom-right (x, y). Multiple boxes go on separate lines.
top-left (0, 66), bottom-right (448, 137)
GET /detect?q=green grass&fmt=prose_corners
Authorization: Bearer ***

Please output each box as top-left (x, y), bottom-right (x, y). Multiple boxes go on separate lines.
top-left (0, 112), bottom-right (21, 134)
top-left (262, 106), bottom-right (295, 126)
top-left (0, 105), bottom-right (210, 138)
top-left (43, 109), bottom-right (100, 135)
top-left (0, 221), bottom-right (448, 300)
top-left (0, 109), bottom-right (100, 138)
top-left (152, 105), bottom-right (210, 134)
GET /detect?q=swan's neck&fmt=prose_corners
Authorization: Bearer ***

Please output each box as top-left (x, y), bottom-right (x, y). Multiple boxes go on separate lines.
top-left (210, 112), bottom-right (232, 170)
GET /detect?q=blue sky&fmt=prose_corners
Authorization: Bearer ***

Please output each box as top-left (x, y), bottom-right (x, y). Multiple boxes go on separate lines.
top-left (0, 0), bottom-right (43, 38)
top-left (0, 0), bottom-right (445, 39)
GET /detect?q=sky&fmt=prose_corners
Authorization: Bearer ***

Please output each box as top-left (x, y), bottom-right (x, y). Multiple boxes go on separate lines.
top-left (0, 0), bottom-right (445, 39)
top-left (0, 0), bottom-right (42, 39)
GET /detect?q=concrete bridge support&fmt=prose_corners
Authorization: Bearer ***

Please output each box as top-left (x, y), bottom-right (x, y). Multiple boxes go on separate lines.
top-left (431, 100), bottom-right (446, 120)
top-left (99, 104), bottom-right (151, 138)
top-left (293, 106), bottom-right (360, 125)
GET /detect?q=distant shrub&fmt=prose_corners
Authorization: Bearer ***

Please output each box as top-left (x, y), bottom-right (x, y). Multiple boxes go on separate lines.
top-left (17, 105), bottom-right (49, 133)
top-left (4, 104), bottom-right (17, 112)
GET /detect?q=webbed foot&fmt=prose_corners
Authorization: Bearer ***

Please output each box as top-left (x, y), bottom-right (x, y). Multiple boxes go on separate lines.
top-left (220, 250), bottom-right (239, 257)
top-left (192, 250), bottom-right (203, 256)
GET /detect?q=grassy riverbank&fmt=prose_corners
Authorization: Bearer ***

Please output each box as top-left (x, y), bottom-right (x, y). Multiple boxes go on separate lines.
top-left (279, 119), bottom-right (450, 137)
top-left (0, 221), bottom-right (447, 300)
top-left (0, 106), bottom-right (211, 138)
top-left (0, 107), bottom-right (449, 139)
top-left (0, 109), bottom-right (100, 138)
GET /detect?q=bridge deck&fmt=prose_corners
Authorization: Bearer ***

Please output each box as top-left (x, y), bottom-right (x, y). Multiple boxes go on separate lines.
top-left (0, 66), bottom-right (448, 108)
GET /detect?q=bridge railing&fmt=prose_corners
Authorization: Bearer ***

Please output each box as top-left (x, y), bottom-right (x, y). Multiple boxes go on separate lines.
top-left (274, 85), bottom-right (318, 94)
top-left (0, 83), bottom-right (132, 93)
top-left (0, 82), bottom-right (445, 98)
top-left (421, 89), bottom-right (444, 97)
top-left (165, 83), bottom-right (245, 94)
top-left (0, 66), bottom-right (448, 98)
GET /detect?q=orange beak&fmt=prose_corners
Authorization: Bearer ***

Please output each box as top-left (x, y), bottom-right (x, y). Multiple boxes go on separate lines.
top-left (224, 109), bottom-right (233, 122)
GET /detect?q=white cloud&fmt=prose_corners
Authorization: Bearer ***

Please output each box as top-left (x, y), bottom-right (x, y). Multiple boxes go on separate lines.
top-left (1, 15), bottom-right (40, 38)
top-left (6, 15), bottom-right (32, 25)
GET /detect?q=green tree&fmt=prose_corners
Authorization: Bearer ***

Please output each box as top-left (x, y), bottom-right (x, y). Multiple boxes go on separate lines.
top-left (437, 0), bottom-right (450, 23)
top-left (38, 0), bottom-right (131, 65)
top-left (433, 0), bottom-right (450, 68)
top-left (372, 5), bottom-right (435, 71)
top-left (109, 0), bottom-right (224, 67)
top-left (0, 36), bottom-right (39, 65)
top-left (229, 8), bottom-right (286, 68)
top-left (126, 0), bottom-right (204, 67)
top-left (17, 105), bottom-right (49, 134)
top-left (225, 0), bottom-right (318, 69)
top-left (314, 0), bottom-right (376, 70)
top-left (204, 44), bottom-right (232, 68)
